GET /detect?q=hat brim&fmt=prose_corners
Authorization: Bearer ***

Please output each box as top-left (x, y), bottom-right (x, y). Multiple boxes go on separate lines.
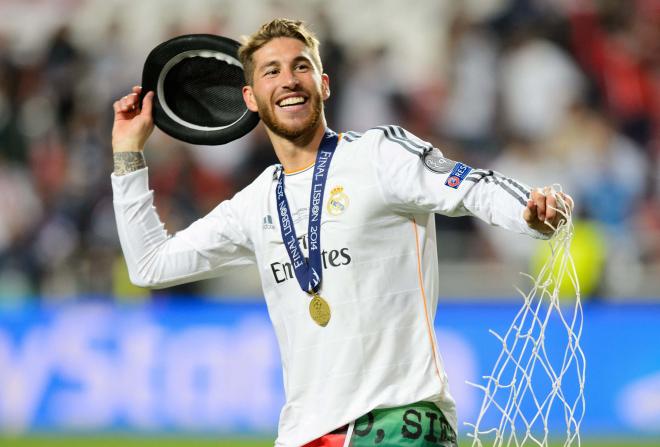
top-left (141, 34), bottom-right (260, 146)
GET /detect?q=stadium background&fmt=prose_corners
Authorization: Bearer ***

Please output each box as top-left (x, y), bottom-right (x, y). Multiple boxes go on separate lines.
top-left (0, 0), bottom-right (659, 445)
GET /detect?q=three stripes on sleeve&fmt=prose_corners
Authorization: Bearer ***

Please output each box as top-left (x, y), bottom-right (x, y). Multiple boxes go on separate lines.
top-left (343, 125), bottom-right (531, 206)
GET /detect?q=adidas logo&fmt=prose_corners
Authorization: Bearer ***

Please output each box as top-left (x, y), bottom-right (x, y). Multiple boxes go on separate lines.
top-left (263, 215), bottom-right (275, 230)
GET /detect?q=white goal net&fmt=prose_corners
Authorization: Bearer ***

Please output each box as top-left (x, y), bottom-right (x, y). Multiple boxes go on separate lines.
top-left (466, 195), bottom-right (586, 447)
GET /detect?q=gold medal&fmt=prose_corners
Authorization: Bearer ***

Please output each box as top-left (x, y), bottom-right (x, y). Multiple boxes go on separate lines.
top-left (309, 292), bottom-right (331, 327)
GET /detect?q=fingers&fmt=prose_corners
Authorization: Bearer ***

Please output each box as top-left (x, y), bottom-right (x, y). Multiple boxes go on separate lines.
top-left (532, 186), bottom-right (566, 221)
top-left (113, 86), bottom-right (144, 114)
top-left (113, 95), bottom-right (134, 114)
top-left (122, 93), bottom-right (139, 112)
top-left (525, 186), bottom-right (574, 234)
top-left (523, 199), bottom-right (536, 223)
top-left (544, 188), bottom-right (558, 222)
top-left (140, 91), bottom-right (154, 117)
top-left (533, 187), bottom-right (548, 222)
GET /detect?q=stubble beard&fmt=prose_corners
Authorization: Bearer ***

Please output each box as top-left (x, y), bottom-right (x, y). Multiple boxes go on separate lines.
top-left (256, 91), bottom-right (323, 141)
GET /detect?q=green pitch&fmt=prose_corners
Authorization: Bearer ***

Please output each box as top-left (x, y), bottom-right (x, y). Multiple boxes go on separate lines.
top-left (0, 437), bottom-right (267, 447)
top-left (1, 436), bottom-right (659, 447)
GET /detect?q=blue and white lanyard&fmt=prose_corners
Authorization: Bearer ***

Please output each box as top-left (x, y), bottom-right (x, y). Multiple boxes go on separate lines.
top-left (274, 129), bottom-right (339, 294)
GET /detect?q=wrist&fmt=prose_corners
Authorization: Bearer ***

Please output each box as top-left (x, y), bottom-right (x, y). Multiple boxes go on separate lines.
top-left (112, 141), bottom-right (144, 153)
top-left (113, 151), bottom-right (146, 176)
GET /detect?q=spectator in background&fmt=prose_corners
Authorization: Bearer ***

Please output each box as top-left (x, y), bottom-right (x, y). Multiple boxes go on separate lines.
top-left (44, 25), bottom-right (81, 136)
top-left (0, 155), bottom-right (42, 299)
top-left (439, 14), bottom-right (498, 154)
top-left (498, 23), bottom-right (585, 142)
top-left (312, 9), bottom-right (347, 130)
top-left (336, 45), bottom-right (397, 132)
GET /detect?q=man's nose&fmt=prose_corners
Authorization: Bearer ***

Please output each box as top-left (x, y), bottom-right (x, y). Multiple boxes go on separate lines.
top-left (282, 70), bottom-right (300, 88)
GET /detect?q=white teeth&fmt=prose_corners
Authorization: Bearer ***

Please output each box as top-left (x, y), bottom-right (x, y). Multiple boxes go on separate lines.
top-left (279, 96), bottom-right (305, 107)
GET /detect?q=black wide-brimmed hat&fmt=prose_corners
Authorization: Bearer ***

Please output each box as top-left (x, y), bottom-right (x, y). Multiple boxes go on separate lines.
top-left (141, 34), bottom-right (260, 145)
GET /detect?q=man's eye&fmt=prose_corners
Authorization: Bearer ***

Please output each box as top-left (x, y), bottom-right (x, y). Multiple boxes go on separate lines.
top-left (265, 69), bottom-right (278, 76)
top-left (295, 63), bottom-right (309, 71)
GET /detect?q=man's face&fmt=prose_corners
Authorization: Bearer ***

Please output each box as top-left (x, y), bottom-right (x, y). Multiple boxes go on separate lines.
top-left (242, 37), bottom-right (329, 140)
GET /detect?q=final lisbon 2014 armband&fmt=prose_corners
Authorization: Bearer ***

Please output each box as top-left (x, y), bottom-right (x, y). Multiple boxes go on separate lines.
top-left (113, 152), bottom-right (146, 176)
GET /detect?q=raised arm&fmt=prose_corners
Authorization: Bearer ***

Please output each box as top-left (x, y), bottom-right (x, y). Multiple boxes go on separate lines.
top-left (110, 87), bottom-right (255, 289)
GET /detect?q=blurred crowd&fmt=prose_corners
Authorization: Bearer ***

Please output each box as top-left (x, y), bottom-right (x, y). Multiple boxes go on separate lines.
top-left (0, 0), bottom-right (659, 302)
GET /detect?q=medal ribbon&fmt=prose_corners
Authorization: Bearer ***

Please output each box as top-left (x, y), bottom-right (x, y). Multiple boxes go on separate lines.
top-left (275, 129), bottom-right (339, 294)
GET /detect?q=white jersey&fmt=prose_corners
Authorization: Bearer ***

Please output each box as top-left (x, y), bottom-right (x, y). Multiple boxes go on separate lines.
top-left (112, 126), bottom-right (547, 447)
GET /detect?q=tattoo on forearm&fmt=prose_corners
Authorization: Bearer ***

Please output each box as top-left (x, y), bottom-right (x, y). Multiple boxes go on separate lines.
top-left (113, 152), bottom-right (146, 175)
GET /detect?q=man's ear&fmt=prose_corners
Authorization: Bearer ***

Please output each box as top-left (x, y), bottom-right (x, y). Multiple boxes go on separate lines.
top-left (242, 85), bottom-right (258, 112)
top-left (321, 73), bottom-right (331, 100)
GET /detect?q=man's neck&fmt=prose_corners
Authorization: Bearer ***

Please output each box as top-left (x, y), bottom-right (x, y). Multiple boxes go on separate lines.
top-left (268, 123), bottom-right (327, 174)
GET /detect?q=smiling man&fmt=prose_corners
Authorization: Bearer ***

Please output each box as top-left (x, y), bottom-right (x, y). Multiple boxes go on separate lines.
top-left (111, 18), bottom-right (572, 447)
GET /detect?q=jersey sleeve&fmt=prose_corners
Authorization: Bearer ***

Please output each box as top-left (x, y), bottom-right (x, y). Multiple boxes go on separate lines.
top-left (112, 167), bottom-right (257, 289)
top-left (369, 125), bottom-right (548, 239)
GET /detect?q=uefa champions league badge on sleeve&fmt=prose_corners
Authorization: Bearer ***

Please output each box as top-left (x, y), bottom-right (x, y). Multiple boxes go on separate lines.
top-left (444, 162), bottom-right (472, 189)
top-left (422, 148), bottom-right (456, 174)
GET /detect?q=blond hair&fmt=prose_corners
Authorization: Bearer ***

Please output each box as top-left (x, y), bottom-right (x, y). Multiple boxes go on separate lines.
top-left (238, 18), bottom-right (322, 85)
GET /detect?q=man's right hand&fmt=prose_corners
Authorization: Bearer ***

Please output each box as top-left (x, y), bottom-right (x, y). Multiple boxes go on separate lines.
top-left (112, 86), bottom-right (155, 153)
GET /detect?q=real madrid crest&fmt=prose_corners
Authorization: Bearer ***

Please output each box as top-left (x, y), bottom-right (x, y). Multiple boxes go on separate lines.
top-left (422, 148), bottom-right (456, 174)
top-left (327, 186), bottom-right (349, 216)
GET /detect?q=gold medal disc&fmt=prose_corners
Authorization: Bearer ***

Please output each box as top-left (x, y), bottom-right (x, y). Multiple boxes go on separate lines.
top-left (309, 293), bottom-right (331, 327)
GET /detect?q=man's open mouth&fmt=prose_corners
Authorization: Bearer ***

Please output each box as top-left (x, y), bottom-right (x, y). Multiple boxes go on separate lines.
top-left (277, 96), bottom-right (307, 107)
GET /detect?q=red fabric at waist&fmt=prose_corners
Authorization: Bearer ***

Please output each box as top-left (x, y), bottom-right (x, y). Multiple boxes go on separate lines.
top-left (302, 425), bottom-right (348, 447)
top-left (301, 433), bottom-right (346, 447)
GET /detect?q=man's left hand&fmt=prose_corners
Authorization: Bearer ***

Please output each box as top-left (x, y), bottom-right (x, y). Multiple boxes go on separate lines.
top-left (523, 186), bottom-right (574, 234)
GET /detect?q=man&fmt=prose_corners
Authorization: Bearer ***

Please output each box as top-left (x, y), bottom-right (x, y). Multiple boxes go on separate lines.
top-left (112, 19), bottom-right (571, 447)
